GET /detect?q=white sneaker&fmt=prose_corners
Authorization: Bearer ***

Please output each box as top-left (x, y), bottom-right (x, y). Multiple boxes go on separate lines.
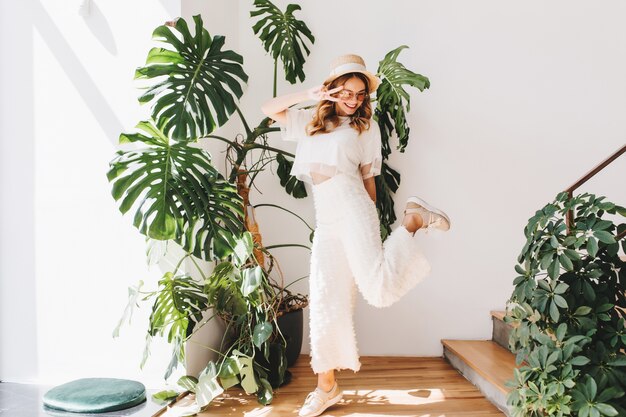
top-left (405, 196), bottom-right (451, 232)
top-left (298, 381), bottom-right (343, 417)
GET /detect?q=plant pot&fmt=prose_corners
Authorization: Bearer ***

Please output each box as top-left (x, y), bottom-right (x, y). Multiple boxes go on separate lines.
top-left (185, 308), bottom-right (231, 377)
top-left (252, 307), bottom-right (304, 388)
top-left (276, 307), bottom-right (304, 367)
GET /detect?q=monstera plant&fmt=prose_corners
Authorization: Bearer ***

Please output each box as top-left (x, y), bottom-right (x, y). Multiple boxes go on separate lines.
top-left (109, 0), bottom-right (430, 410)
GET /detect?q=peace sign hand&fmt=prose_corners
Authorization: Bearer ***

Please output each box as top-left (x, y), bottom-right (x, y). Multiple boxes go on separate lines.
top-left (307, 85), bottom-right (343, 102)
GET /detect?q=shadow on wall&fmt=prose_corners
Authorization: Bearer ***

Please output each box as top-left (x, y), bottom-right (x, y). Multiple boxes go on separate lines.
top-left (33, 0), bottom-right (123, 145)
top-left (79, 0), bottom-right (118, 56)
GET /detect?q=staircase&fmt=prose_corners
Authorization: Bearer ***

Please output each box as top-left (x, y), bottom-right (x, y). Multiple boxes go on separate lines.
top-left (441, 311), bottom-right (519, 417)
top-left (441, 145), bottom-right (625, 417)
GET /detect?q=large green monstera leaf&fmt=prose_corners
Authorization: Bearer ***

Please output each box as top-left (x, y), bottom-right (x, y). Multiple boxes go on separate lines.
top-left (135, 15), bottom-right (248, 141)
top-left (375, 162), bottom-right (401, 240)
top-left (148, 272), bottom-right (208, 379)
top-left (107, 120), bottom-right (244, 260)
top-left (375, 45), bottom-right (430, 156)
top-left (250, 0), bottom-right (315, 84)
top-left (276, 153), bottom-right (307, 199)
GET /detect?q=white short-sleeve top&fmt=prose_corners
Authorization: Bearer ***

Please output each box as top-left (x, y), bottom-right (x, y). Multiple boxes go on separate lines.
top-left (278, 107), bottom-right (382, 185)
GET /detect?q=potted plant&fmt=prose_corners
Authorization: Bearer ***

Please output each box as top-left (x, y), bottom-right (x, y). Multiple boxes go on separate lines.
top-left (506, 191), bottom-right (626, 416)
top-left (109, 0), bottom-right (431, 410)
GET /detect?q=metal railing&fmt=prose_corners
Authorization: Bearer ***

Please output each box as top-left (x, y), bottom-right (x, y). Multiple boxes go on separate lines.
top-left (565, 143), bottom-right (626, 241)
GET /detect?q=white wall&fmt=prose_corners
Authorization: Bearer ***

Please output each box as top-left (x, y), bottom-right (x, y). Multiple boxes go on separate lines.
top-left (1, 0), bottom-right (625, 387)
top-left (234, 0), bottom-right (626, 358)
top-left (0, 0), bottom-right (188, 388)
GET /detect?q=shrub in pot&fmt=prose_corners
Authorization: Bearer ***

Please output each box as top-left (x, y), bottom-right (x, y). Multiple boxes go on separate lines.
top-left (506, 192), bottom-right (626, 417)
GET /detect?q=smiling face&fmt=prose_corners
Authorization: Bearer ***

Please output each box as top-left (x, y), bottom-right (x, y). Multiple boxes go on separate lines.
top-left (334, 76), bottom-right (367, 117)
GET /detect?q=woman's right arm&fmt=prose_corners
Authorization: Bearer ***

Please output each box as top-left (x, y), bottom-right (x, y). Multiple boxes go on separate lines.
top-left (260, 90), bottom-right (310, 125)
top-left (260, 85), bottom-right (343, 125)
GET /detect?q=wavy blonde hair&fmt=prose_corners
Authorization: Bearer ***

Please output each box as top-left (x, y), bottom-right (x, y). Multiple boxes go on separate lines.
top-left (306, 72), bottom-right (372, 136)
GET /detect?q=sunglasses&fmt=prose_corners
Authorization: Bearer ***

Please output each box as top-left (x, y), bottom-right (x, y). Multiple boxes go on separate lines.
top-left (332, 90), bottom-right (369, 102)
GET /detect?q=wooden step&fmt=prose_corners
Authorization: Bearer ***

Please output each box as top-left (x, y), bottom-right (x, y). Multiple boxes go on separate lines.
top-left (442, 339), bottom-right (518, 417)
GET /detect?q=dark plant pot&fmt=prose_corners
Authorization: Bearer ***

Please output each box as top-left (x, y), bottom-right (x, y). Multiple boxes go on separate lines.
top-left (277, 307), bottom-right (304, 367)
top-left (252, 307), bottom-right (304, 388)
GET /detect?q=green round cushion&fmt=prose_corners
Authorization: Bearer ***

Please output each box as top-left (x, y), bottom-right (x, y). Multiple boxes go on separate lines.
top-left (43, 378), bottom-right (146, 413)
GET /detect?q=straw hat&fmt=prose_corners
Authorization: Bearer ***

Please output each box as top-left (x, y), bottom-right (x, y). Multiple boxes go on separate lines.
top-left (323, 54), bottom-right (381, 93)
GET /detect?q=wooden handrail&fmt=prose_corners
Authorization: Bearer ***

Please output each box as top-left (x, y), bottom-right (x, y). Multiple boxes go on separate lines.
top-left (565, 143), bottom-right (626, 241)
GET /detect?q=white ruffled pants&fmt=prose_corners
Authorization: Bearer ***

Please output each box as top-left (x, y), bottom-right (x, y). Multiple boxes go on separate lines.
top-left (308, 173), bottom-right (431, 374)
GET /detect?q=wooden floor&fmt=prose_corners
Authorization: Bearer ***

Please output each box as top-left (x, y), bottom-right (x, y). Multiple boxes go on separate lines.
top-left (159, 355), bottom-right (505, 416)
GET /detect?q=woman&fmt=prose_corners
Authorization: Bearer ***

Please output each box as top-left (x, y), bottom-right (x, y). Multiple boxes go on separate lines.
top-left (261, 54), bottom-right (450, 417)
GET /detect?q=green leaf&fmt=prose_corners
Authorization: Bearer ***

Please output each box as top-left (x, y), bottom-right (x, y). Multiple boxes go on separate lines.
top-left (554, 294), bottom-right (568, 309)
top-left (217, 356), bottom-right (241, 378)
top-left (537, 278), bottom-right (551, 291)
top-left (219, 374), bottom-right (239, 389)
top-left (556, 323), bottom-right (567, 341)
top-left (148, 272), bottom-right (208, 367)
top-left (540, 251), bottom-right (555, 270)
top-left (593, 220), bottom-right (613, 231)
top-left (236, 353), bottom-right (258, 394)
top-left (554, 282), bottom-right (569, 294)
top-left (177, 375), bottom-right (198, 392)
top-left (151, 390), bottom-right (179, 404)
top-left (608, 356), bottom-right (626, 366)
top-left (256, 377), bottom-right (274, 405)
top-left (548, 258), bottom-right (560, 279)
top-left (594, 403), bottom-right (618, 416)
top-left (587, 237), bottom-right (599, 257)
top-left (135, 15), bottom-right (248, 140)
top-left (375, 45), bottom-right (429, 154)
top-left (196, 362), bottom-right (224, 407)
top-left (252, 321), bottom-right (273, 348)
top-left (550, 235), bottom-right (559, 248)
top-left (559, 254), bottom-right (574, 271)
top-left (241, 266), bottom-right (263, 297)
top-left (549, 299), bottom-right (560, 322)
top-left (108, 120), bottom-right (244, 260)
top-left (233, 232), bottom-right (254, 267)
top-left (275, 153), bottom-right (308, 198)
top-left (594, 230), bottom-right (616, 244)
top-left (574, 306), bottom-right (592, 316)
top-left (597, 303), bottom-right (614, 313)
top-left (375, 161), bottom-right (401, 240)
top-left (250, 0), bottom-right (315, 84)
top-left (570, 355), bottom-right (591, 366)
top-left (113, 280), bottom-right (144, 337)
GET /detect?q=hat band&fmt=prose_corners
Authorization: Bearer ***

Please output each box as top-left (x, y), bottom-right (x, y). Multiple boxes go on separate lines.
top-left (329, 62), bottom-right (368, 77)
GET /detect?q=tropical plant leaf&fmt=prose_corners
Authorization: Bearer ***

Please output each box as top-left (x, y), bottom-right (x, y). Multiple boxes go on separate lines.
top-left (196, 362), bottom-right (224, 407)
top-left (135, 15), bottom-right (248, 141)
top-left (250, 0), bottom-right (314, 84)
top-left (375, 161), bottom-right (401, 240)
top-left (151, 390), bottom-right (179, 404)
top-left (177, 375), bottom-right (199, 392)
top-left (252, 321), bottom-right (273, 348)
top-left (112, 280), bottom-right (144, 337)
top-left (375, 45), bottom-right (430, 155)
top-left (276, 153), bottom-right (307, 198)
top-left (204, 262), bottom-right (248, 317)
top-left (148, 272), bottom-right (208, 344)
top-left (108, 120), bottom-right (244, 260)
